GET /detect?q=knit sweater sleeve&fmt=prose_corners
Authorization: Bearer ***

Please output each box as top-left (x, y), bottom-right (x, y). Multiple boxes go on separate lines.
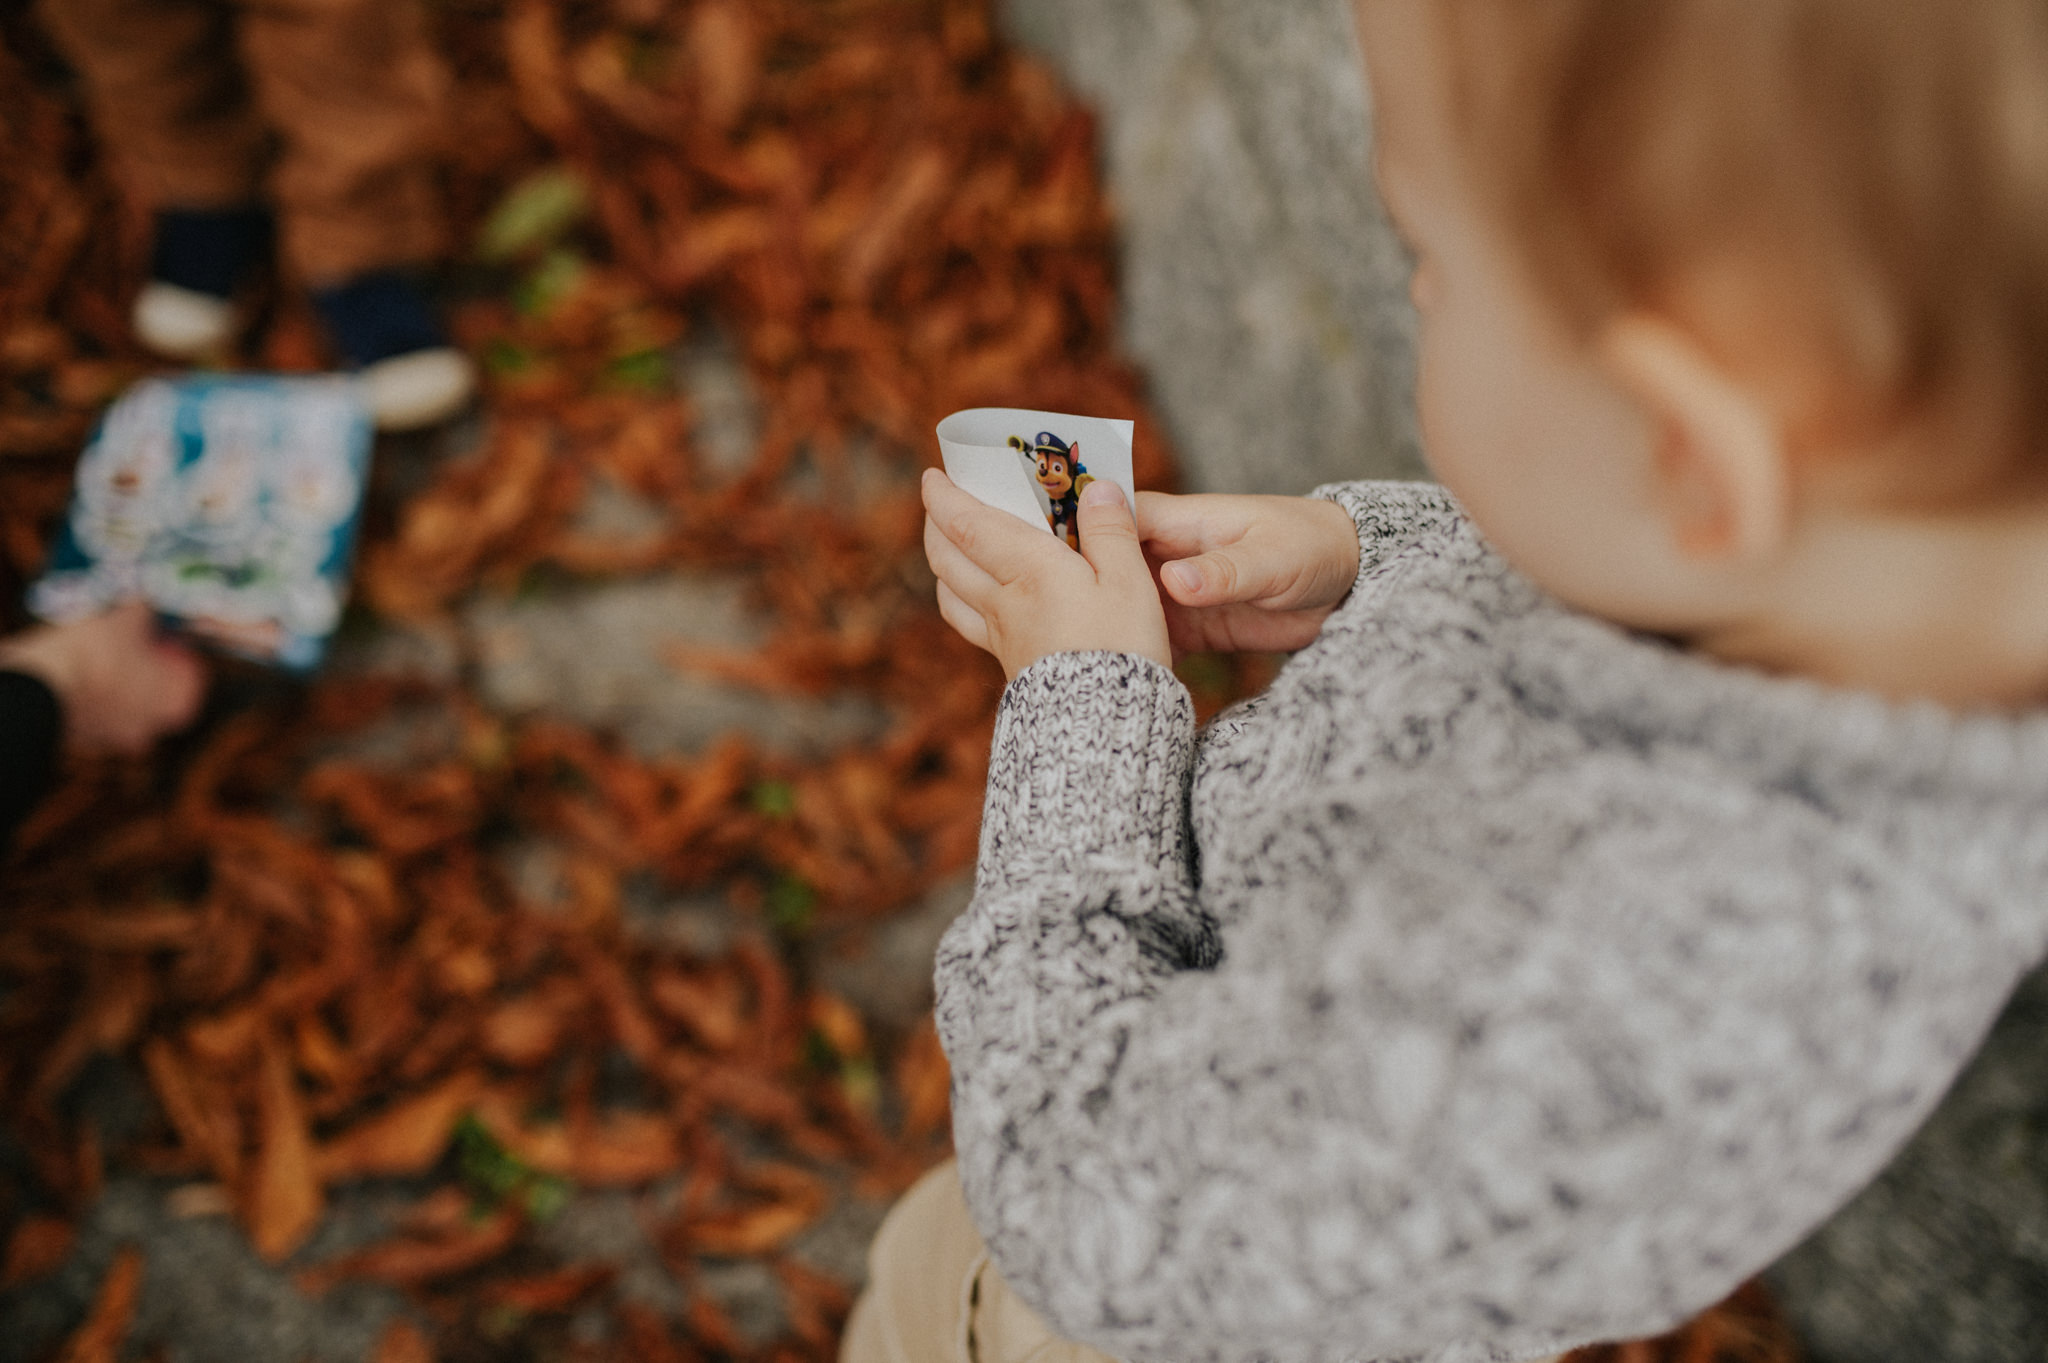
top-left (936, 482), bottom-right (2048, 1363)
top-left (936, 643), bottom-right (1762, 1363)
top-left (949, 649), bottom-right (1541, 1363)
top-left (932, 488), bottom-right (1506, 1363)
top-left (1312, 478), bottom-right (1467, 591)
top-left (0, 668), bottom-right (63, 848)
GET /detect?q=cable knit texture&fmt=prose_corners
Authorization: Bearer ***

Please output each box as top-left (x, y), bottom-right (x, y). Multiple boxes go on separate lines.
top-left (934, 480), bottom-right (2048, 1363)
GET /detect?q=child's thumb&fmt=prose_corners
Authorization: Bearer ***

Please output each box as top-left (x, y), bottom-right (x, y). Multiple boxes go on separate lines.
top-left (1077, 480), bottom-right (1146, 582)
top-left (1160, 553), bottom-right (1246, 605)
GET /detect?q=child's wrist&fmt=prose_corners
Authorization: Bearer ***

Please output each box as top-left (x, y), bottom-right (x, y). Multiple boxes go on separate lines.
top-left (0, 630), bottom-right (79, 715)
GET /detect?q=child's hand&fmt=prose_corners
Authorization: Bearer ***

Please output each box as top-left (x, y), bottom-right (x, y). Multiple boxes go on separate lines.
top-left (0, 602), bottom-right (207, 755)
top-left (1137, 493), bottom-right (1362, 655)
top-left (923, 469), bottom-right (1173, 681)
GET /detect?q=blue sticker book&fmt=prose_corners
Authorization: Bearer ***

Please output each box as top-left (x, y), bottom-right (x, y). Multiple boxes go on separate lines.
top-left (29, 374), bottom-right (373, 672)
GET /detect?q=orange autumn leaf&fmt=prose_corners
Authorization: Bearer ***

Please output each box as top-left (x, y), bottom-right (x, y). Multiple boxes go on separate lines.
top-left (1560, 1281), bottom-right (1799, 1363)
top-left (140, 1039), bottom-right (242, 1189)
top-left (807, 992), bottom-right (869, 1060)
top-left (2, 1215), bottom-right (74, 1287)
top-left (31, 957), bottom-right (154, 1106)
top-left (296, 1211), bottom-right (521, 1296)
top-left (481, 1263), bottom-right (617, 1313)
top-left (53, 1247), bottom-right (142, 1363)
top-left (314, 1071), bottom-right (483, 1182)
top-left (778, 1256), bottom-right (855, 1351)
top-left (373, 1319), bottom-right (436, 1363)
top-left (687, 1199), bottom-right (816, 1256)
top-left (45, 906), bottom-right (199, 952)
top-left (647, 967), bottom-right (746, 1051)
top-left (293, 1012), bottom-right (352, 1089)
top-left (570, 941), bottom-right (663, 1065)
top-left (566, 1111), bottom-right (687, 1185)
top-left (618, 1304), bottom-right (693, 1363)
top-left (687, 0), bottom-right (760, 131)
top-left (894, 1014), bottom-right (953, 1144)
top-left (184, 1008), bottom-right (263, 1067)
top-left (478, 993), bottom-right (570, 1067)
top-left (245, 1035), bottom-right (323, 1262)
top-left (685, 1162), bottom-right (829, 1256)
top-left (470, 1091), bottom-right (683, 1185)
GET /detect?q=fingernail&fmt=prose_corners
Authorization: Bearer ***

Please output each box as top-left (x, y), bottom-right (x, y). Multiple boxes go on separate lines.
top-left (1082, 480), bottom-right (1124, 508)
top-left (1163, 562), bottom-right (1199, 594)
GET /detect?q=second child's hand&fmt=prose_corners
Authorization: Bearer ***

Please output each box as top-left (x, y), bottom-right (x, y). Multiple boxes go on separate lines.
top-left (922, 469), bottom-right (1173, 681)
top-left (1137, 493), bottom-right (1362, 657)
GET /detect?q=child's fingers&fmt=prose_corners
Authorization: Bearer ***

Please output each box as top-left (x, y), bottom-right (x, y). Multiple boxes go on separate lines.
top-left (924, 514), bottom-right (1002, 613)
top-left (922, 469), bottom-right (1050, 584)
top-left (1160, 550), bottom-right (1257, 606)
top-left (934, 579), bottom-right (992, 652)
top-left (1077, 481), bottom-right (1151, 590)
top-left (1134, 491), bottom-right (1262, 558)
top-left (146, 639), bottom-right (207, 734)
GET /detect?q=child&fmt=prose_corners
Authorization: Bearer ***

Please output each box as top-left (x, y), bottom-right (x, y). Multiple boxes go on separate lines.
top-left (37, 0), bottom-right (474, 430)
top-left (851, 1), bottom-right (2048, 1361)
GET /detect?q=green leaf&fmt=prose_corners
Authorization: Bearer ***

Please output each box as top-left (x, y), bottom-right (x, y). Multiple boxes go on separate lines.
top-left (515, 249), bottom-right (588, 318)
top-left (453, 1112), bottom-right (571, 1223)
top-left (604, 347), bottom-right (672, 392)
top-left (483, 339), bottom-right (534, 375)
top-left (522, 1173), bottom-right (572, 1224)
top-left (477, 167), bottom-right (591, 262)
top-left (839, 1056), bottom-right (881, 1114)
top-left (750, 780), bottom-right (798, 819)
top-left (768, 874), bottom-right (818, 937)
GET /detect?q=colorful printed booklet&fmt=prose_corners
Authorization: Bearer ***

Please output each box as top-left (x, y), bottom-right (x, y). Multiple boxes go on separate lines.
top-left (936, 408), bottom-right (1137, 550)
top-left (30, 374), bottom-right (374, 672)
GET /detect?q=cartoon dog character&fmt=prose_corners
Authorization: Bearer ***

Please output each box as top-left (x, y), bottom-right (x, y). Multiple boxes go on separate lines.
top-left (1009, 431), bottom-right (1094, 549)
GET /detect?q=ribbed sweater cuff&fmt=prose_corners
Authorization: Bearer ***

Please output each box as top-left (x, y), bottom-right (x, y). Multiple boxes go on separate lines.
top-left (975, 651), bottom-right (1197, 891)
top-left (1311, 479), bottom-right (1463, 599)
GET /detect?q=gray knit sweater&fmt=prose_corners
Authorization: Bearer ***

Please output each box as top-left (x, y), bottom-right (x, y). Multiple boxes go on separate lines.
top-left (933, 480), bottom-right (2048, 1363)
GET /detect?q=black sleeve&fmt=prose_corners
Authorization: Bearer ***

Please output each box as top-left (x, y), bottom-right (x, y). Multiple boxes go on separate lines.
top-left (0, 669), bottom-right (63, 846)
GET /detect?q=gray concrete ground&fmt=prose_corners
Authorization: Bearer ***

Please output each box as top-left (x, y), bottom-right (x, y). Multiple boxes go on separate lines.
top-left (1001, 0), bottom-right (1426, 495)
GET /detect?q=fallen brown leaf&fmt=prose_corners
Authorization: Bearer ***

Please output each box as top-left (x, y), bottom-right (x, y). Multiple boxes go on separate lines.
top-left (480, 1263), bottom-right (616, 1313)
top-left (53, 1247), bottom-right (142, 1363)
top-left (315, 1071), bottom-right (483, 1183)
top-left (373, 1318), bottom-right (436, 1363)
top-left (296, 1211), bottom-right (522, 1295)
top-left (1, 1214), bottom-right (73, 1286)
top-left (245, 1035), bottom-right (323, 1262)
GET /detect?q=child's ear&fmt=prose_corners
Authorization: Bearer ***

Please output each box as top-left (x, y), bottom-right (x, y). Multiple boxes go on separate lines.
top-left (1599, 315), bottom-right (1791, 563)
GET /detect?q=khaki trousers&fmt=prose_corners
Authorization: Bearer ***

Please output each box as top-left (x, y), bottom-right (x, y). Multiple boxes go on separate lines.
top-left (844, 1161), bottom-right (1570, 1363)
top-left (37, 0), bottom-right (447, 281)
top-left (843, 1161), bottom-right (1120, 1363)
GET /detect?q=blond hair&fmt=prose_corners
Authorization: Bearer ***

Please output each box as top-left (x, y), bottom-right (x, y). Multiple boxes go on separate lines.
top-left (1436, 0), bottom-right (2048, 483)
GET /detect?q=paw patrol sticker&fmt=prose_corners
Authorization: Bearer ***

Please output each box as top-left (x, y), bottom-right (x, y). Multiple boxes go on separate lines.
top-left (935, 408), bottom-right (1137, 547)
top-left (30, 374), bottom-right (374, 671)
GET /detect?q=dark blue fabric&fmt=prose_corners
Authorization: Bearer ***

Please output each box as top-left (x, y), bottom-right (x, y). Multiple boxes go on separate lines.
top-left (0, 669), bottom-right (62, 848)
top-left (310, 271), bottom-right (448, 368)
top-left (151, 207), bottom-right (272, 300)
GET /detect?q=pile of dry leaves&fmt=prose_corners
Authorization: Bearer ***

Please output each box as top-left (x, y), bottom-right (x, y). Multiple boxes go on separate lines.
top-left (0, 2), bottom-right (1798, 1361)
top-left (0, 2), bottom-right (1181, 1358)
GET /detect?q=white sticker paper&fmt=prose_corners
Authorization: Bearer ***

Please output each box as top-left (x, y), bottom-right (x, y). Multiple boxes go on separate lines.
top-left (936, 408), bottom-right (1137, 549)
